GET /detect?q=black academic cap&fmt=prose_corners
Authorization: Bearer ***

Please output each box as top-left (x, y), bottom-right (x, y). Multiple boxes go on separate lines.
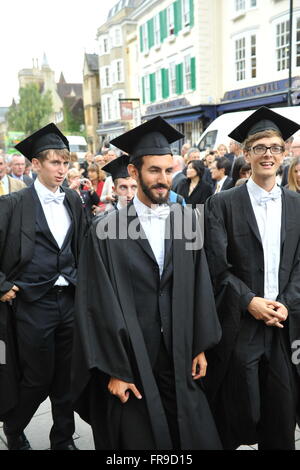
top-left (15, 123), bottom-right (69, 161)
top-left (102, 154), bottom-right (130, 181)
top-left (228, 106), bottom-right (300, 143)
top-left (110, 116), bottom-right (184, 162)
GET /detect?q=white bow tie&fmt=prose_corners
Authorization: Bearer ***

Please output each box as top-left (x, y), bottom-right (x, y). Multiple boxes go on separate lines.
top-left (259, 187), bottom-right (281, 206)
top-left (139, 205), bottom-right (170, 221)
top-left (43, 192), bottom-right (65, 205)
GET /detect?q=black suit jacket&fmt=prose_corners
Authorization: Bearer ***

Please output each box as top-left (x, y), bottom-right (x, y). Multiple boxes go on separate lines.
top-left (171, 171), bottom-right (186, 192)
top-left (213, 176), bottom-right (234, 193)
top-left (0, 185), bottom-right (86, 418)
top-left (176, 178), bottom-right (213, 208)
top-left (204, 183), bottom-right (300, 387)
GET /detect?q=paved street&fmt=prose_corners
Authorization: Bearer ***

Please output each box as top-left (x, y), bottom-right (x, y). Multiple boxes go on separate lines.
top-left (0, 398), bottom-right (299, 450)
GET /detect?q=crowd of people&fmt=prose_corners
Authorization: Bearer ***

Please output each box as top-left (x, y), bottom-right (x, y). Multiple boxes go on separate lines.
top-left (0, 107), bottom-right (300, 452)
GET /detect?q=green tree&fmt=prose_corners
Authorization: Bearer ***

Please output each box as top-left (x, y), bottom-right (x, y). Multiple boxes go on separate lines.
top-left (61, 97), bottom-right (84, 134)
top-left (7, 83), bottom-right (53, 135)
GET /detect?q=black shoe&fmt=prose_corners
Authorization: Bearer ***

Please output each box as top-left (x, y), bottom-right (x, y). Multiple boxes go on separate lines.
top-left (51, 441), bottom-right (78, 450)
top-left (3, 425), bottom-right (32, 450)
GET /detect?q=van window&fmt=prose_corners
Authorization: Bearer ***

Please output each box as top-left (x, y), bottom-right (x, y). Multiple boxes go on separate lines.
top-left (198, 130), bottom-right (217, 151)
top-left (69, 144), bottom-right (88, 153)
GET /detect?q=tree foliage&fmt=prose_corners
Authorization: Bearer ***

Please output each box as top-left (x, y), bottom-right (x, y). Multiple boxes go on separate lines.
top-left (7, 84), bottom-right (53, 135)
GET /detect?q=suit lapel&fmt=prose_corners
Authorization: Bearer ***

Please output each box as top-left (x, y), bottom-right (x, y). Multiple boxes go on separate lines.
top-left (30, 186), bottom-right (60, 249)
top-left (239, 183), bottom-right (262, 245)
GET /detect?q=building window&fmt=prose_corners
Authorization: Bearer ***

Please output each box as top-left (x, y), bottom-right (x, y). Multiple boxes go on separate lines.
top-left (145, 75), bottom-right (151, 103)
top-left (169, 62), bottom-right (176, 95)
top-left (103, 38), bottom-right (109, 54)
top-left (235, 0), bottom-right (245, 11)
top-left (250, 0), bottom-right (257, 7)
top-left (142, 23), bottom-right (148, 52)
top-left (154, 14), bottom-right (160, 45)
top-left (105, 67), bottom-right (110, 87)
top-left (106, 97), bottom-right (112, 120)
top-left (116, 60), bottom-right (123, 83)
top-left (184, 55), bottom-right (192, 90)
top-left (296, 17), bottom-right (300, 67)
top-left (276, 20), bottom-right (290, 71)
top-left (115, 28), bottom-right (122, 47)
top-left (156, 69), bottom-right (162, 100)
top-left (250, 35), bottom-right (257, 78)
top-left (182, 0), bottom-right (191, 26)
top-left (235, 37), bottom-right (246, 81)
top-left (97, 105), bottom-right (101, 124)
top-left (167, 5), bottom-right (175, 36)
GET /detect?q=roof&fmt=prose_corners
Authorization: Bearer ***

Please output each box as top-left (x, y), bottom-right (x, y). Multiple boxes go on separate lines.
top-left (56, 78), bottom-right (83, 100)
top-left (85, 53), bottom-right (99, 72)
top-left (107, 0), bottom-right (139, 19)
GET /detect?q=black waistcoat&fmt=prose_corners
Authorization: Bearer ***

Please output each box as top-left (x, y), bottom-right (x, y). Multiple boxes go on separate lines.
top-left (15, 190), bottom-right (77, 302)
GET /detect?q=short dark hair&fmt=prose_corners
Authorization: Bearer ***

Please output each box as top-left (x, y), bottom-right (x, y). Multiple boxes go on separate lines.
top-left (215, 157), bottom-right (231, 176)
top-left (187, 159), bottom-right (205, 179)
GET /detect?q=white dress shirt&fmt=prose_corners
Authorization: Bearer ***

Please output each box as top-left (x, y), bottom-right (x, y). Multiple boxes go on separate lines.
top-left (134, 195), bottom-right (170, 277)
top-left (246, 178), bottom-right (282, 301)
top-left (34, 178), bottom-right (71, 286)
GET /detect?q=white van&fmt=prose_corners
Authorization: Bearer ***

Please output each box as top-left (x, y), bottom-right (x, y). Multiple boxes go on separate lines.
top-left (197, 106), bottom-right (300, 154)
top-left (67, 135), bottom-right (88, 163)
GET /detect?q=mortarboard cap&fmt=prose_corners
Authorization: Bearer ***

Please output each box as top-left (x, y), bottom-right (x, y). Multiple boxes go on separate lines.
top-left (110, 116), bottom-right (184, 163)
top-left (102, 154), bottom-right (130, 181)
top-left (15, 123), bottom-right (69, 161)
top-left (228, 106), bottom-right (300, 143)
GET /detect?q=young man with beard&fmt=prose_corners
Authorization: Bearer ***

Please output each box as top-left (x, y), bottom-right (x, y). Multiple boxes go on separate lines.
top-left (204, 107), bottom-right (300, 450)
top-left (0, 124), bottom-right (86, 450)
top-left (72, 117), bottom-right (222, 450)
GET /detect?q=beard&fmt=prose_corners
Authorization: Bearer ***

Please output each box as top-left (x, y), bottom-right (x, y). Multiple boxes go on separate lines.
top-left (139, 170), bottom-right (170, 205)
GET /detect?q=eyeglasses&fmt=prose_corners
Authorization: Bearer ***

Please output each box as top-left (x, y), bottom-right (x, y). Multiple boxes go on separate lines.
top-left (250, 145), bottom-right (285, 156)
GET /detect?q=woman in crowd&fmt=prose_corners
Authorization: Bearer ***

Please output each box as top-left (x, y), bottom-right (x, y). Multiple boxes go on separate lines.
top-left (217, 144), bottom-right (228, 157)
top-left (176, 159), bottom-right (212, 208)
top-left (84, 163), bottom-right (107, 213)
top-left (286, 157), bottom-right (300, 193)
top-left (231, 156), bottom-right (252, 186)
top-left (66, 168), bottom-right (100, 221)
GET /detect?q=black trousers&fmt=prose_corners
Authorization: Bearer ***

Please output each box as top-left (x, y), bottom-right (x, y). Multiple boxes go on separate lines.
top-left (115, 339), bottom-right (180, 450)
top-left (5, 286), bottom-right (75, 448)
top-left (218, 315), bottom-right (297, 450)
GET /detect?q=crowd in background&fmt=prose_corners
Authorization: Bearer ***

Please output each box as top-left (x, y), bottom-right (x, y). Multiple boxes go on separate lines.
top-left (1, 128), bottom-right (300, 210)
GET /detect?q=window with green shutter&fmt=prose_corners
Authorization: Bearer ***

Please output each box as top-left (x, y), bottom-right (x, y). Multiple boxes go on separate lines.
top-left (174, 0), bottom-right (182, 35)
top-left (160, 9), bottom-right (167, 43)
top-left (147, 19), bottom-right (154, 49)
top-left (150, 73), bottom-right (156, 102)
top-left (189, 0), bottom-right (194, 27)
top-left (162, 68), bottom-right (169, 98)
top-left (191, 57), bottom-right (196, 90)
top-left (176, 63), bottom-right (183, 95)
top-left (140, 25), bottom-right (144, 52)
top-left (142, 77), bottom-right (146, 104)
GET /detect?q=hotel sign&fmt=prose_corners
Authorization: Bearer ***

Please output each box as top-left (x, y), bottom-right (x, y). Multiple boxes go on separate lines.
top-left (222, 77), bottom-right (300, 102)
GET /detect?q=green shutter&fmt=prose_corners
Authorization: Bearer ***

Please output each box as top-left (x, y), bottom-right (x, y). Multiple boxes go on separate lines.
top-left (162, 69), bottom-right (169, 98)
top-left (159, 9), bottom-right (167, 43)
top-left (140, 25), bottom-right (144, 52)
top-left (176, 63), bottom-right (183, 95)
top-left (174, 0), bottom-right (182, 35)
top-left (150, 73), bottom-right (156, 102)
top-left (142, 77), bottom-right (146, 104)
top-left (147, 19), bottom-right (154, 49)
top-left (191, 57), bottom-right (196, 91)
top-left (189, 0), bottom-right (194, 27)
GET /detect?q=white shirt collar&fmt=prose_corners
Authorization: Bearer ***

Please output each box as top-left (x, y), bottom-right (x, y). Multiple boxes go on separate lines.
top-left (133, 195), bottom-right (170, 219)
top-left (34, 177), bottom-right (62, 200)
top-left (247, 177), bottom-right (281, 205)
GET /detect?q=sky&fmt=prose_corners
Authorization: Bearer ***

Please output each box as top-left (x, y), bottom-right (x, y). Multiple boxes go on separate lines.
top-left (0, 0), bottom-right (114, 107)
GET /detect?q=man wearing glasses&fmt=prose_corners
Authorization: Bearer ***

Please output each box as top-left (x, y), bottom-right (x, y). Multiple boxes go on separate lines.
top-left (204, 107), bottom-right (300, 450)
